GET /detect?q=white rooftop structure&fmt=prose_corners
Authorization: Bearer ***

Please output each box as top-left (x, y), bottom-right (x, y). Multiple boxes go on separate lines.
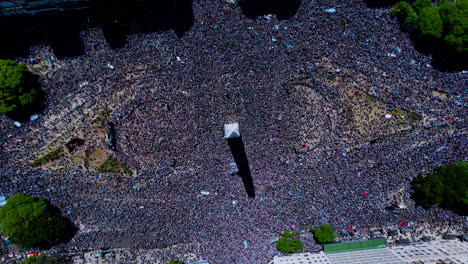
top-left (388, 239), bottom-right (468, 264)
top-left (326, 248), bottom-right (405, 264)
top-left (224, 123), bottom-right (240, 138)
top-left (268, 252), bottom-right (332, 264)
top-left (269, 240), bottom-right (468, 264)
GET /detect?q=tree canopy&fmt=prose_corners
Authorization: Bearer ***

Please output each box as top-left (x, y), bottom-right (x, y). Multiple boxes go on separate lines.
top-left (392, 1), bottom-right (418, 24)
top-left (0, 60), bottom-right (39, 115)
top-left (0, 193), bottom-right (70, 248)
top-left (20, 254), bottom-right (69, 264)
top-left (412, 161), bottom-right (468, 215)
top-left (392, 0), bottom-right (467, 54)
top-left (417, 5), bottom-right (444, 38)
top-left (313, 224), bottom-right (336, 244)
top-left (276, 231), bottom-right (304, 253)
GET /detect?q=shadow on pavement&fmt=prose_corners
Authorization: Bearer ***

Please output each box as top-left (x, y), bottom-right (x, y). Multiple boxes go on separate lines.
top-left (238, 0), bottom-right (301, 20)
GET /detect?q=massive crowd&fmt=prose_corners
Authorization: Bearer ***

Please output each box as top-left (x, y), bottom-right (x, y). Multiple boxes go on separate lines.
top-left (0, 0), bottom-right (466, 263)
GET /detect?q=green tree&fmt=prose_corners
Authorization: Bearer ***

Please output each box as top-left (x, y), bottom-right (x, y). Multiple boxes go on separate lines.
top-left (416, 6), bottom-right (444, 38)
top-left (413, 0), bottom-right (433, 13)
top-left (20, 254), bottom-right (69, 264)
top-left (313, 224), bottom-right (336, 244)
top-left (457, 0), bottom-right (468, 10)
top-left (0, 193), bottom-right (70, 248)
top-left (438, 0), bottom-right (468, 53)
top-left (276, 231), bottom-right (304, 254)
top-left (392, 1), bottom-right (418, 24)
top-left (392, 0), bottom-right (467, 58)
top-left (0, 60), bottom-right (38, 115)
top-left (412, 161), bottom-right (468, 215)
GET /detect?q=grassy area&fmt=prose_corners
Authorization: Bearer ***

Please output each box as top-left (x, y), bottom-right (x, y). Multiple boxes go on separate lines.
top-left (85, 147), bottom-right (108, 168)
top-left (69, 151), bottom-right (84, 167)
top-left (100, 110), bottom-right (111, 126)
top-left (390, 108), bottom-right (422, 122)
top-left (31, 148), bottom-right (64, 167)
top-left (98, 156), bottom-right (131, 174)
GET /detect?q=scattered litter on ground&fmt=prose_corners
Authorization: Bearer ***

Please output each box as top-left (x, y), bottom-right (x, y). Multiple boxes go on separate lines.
top-left (436, 146), bottom-right (446, 152)
top-left (176, 56), bottom-right (186, 64)
top-left (283, 42), bottom-right (294, 49)
top-left (30, 114), bottom-right (39, 121)
top-left (79, 81), bottom-right (89, 88)
top-left (225, 0), bottom-right (238, 5)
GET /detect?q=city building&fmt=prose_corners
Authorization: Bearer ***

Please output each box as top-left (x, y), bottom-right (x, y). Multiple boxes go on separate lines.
top-left (0, 0), bottom-right (92, 16)
top-left (269, 239), bottom-right (468, 264)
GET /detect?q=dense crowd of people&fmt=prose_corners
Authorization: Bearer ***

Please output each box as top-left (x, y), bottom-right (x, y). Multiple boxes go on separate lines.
top-left (0, 0), bottom-right (466, 263)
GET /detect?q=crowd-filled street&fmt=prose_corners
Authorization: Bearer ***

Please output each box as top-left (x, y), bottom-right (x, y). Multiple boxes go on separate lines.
top-left (0, 0), bottom-right (466, 263)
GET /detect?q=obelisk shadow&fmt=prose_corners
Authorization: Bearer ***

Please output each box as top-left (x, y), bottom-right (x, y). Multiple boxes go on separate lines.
top-left (227, 135), bottom-right (255, 198)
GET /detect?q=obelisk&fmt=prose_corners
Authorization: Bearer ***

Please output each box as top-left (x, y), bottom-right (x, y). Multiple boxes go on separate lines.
top-left (224, 123), bottom-right (255, 198)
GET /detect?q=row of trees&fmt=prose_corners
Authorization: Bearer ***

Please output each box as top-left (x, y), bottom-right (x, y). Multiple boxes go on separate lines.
top-left (392, 0), bottom-right (467, 54)
top-left (276, 225), bottom-right (336, 254)
top-left (412, 161), bottom-right (467, 215)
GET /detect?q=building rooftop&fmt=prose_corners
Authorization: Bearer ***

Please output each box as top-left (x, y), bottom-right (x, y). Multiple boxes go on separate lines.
top-left (0, 0), bottom-right (92, 16)
top-left (269, 240), bottom-right (468, 264)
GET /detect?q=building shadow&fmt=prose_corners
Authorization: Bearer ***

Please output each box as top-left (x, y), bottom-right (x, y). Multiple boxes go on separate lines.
top-left (0, 18), bottom-right (31, 59)
top-left (227, 136), bottom-right (256, 198)
top-left (0, 12), bottom-right (87, 59)
top-left (238, 0), bottom-right (301, 20)
top-left (0, 0), bottom-right (194, 58)
top-left (49, 13), bottom-right (87, 58)
top-left (92, 0), bottom-right (194, 49)
top-left (363, 0), bottom-right (400, 8)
